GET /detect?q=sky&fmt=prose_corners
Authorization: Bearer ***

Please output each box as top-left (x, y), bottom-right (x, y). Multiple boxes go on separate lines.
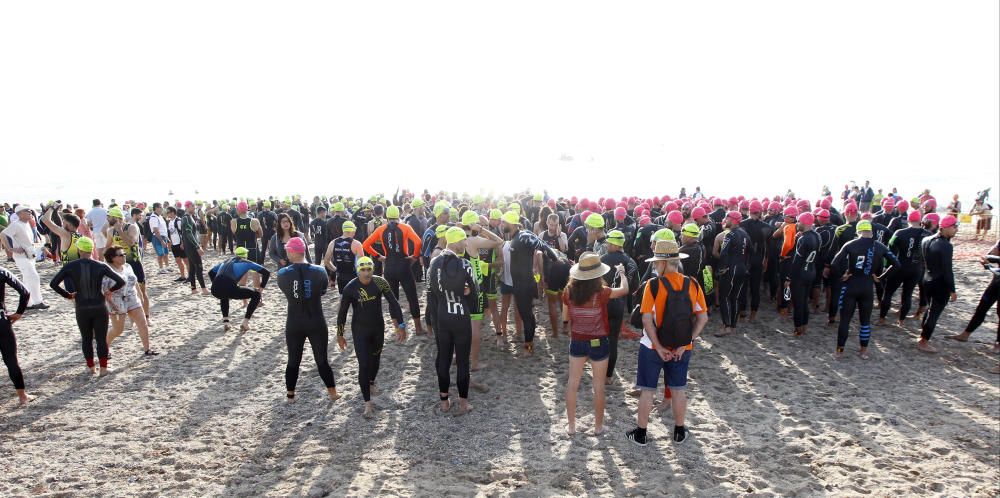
top-left (1, 1), bottom-right (997, 206)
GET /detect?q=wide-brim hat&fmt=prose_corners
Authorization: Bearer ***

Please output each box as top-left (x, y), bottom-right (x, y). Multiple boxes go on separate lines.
top-left (646, 240), bottom-right (689, 262)
top-left (570, 252), bottom-right (610, 280)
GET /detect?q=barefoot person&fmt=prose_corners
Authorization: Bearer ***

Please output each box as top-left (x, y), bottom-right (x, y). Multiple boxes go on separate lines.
top-left (49, 237), bottom-right (125, 376)
top-left (948, 240), bottom-right (1000, 360)
top-left (426, 227), bottom-right (479, 415)
top-left (626, 240), bottom-right (708, 446)
top-left (337, 256), bottom-right (406, 418)
top-left (277, 237), bottom-right (340, 403)
top-left (1, 267), bottom-right (33, 406)
top-left (102, 247), bottom-right (158, 357)
top-left (917, 215), bottom-right (959, 353)
top-left (458, 210), bottom-right (504, 371)
top-left (828, 220), bottom-right (900, 359)
top-left (563, 252), bottom-right (628, 436)
top-left (208, 247), bottom-right (271, 332)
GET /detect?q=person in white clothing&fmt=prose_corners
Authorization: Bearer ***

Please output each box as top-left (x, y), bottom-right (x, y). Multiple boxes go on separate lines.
top-left (0, 205), bottom-right (48, 309)
top-left (85, 199), bottom-right (109, 257)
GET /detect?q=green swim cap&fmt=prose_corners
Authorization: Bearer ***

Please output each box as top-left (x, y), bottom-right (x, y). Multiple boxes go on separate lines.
top-left (435, 224), bottom-right (449, 237)
top-left (489, 208), bottom-right (502, 220)
top-left (386, 205), bottom-right (400, 219)
top-left (411, 198), bottom-right (425, 208)
top-left (107, 207), bottom-right (124, 219)
top-left (585, 213), bottom-right (605, 229)
top-left (653, 228), bottom-right (676, 242)
top-left (332, 202), bottom-right (345, 212)
top-left (262, 200), bottom-right (272, 208)
top-left (235, 247), bottom-right (249, 258)
top-left (533, 193), bottom-right (543, 201)
top-left (445, 226), bottom-right (467, 244)
top-left (473, 194), bottom-right (484, 205)
top-left (509, 202), bottom-right (521, 213)
top-left (449, 208), bottom-right (459, 220)
top-left (433, 201), bottom-right (450, 218)
top-left (461, 210), bottom-right (480, 226)
top-left (606, 230), bottom-right (625, 247)
top-left (856, 220), bottom-right (873, 231)
top-left (502, 211), bottom-right (521, 225)
top-left (76, 236), bottom-right (94, 253)
top-left (357, 256), bottom-right (374, 270)
top-left (342, 221), bottom-right (357, 232)
top-left (681, 223), bottom-right (700, 238)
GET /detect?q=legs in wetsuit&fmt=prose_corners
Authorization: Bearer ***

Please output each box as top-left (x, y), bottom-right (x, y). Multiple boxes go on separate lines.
top-left (0, 316), bottom-right (25, 390)
top-left (436, 315), bottom-right (472, 401)
top-left (76, 307), bottom-right (110, 370)
top-left (352, 326), bottom-right (385, 402)
top-left (920, 283), bottom-right (950, 342)
top-left (718, 267), bottom-right (747, 329)
top-left (385, 258), bottom-right (421, 329)
top-left (285, 324), bottom-right (336, 394)
top-left (836, 283), bottom-right (874, 356)
top-left (187, 250), bottom-right (206, 291)
top-left (879, 267), bottom-right (921, 323)
top-left (212, 277), bottom-right (262, 325)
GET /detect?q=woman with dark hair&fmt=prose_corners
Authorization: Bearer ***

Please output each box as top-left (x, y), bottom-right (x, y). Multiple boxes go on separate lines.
top-left (268, 213), bottom-right (310, 268)
top-left (102, 246), bottom-right (158, 357)
top-left (562, 252), bottom-right (627, 436)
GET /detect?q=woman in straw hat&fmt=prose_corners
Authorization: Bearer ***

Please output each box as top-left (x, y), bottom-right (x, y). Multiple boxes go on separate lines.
top-left (563, 252), bottom-right (628, 436)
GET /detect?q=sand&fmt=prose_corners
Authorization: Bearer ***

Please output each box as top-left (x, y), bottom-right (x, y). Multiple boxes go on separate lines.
top-left (0, 238), bottom-right (997, 497)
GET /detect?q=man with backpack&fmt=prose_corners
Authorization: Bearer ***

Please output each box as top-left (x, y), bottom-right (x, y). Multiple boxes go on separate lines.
top-left (626, 239), bottom-right (709, 446)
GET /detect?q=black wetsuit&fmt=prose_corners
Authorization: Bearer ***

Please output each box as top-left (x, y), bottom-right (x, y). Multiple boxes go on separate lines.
top-left (50, 259), bottom-right (125, 367)
top-left (208, 257), bottom-right (271, 320)
top-left (217, 211), bottom-right (234, 254)
top-left (507, 229), bottom-right (561, 344)
top-left (739, 217), bottom-right (771, 314)
top-left (181, 213), bottom-right (205, 289)
top-left (764, 214), bottom-right (784, 301)
top-left (787, 230), bottom-right (821, 327)
top-left (920, 233), bottom-right (955, 341)
top-left (827, 220), bottom-right (858, 321)
top-left (426, 250), bottom-right (478, 399)
top-left (718, 227), bottom-right (750, 327)
top-left (310, 216), bottom-right (329, 265)
top-left (233, 215), bottom-right (259, 264)
top-left (963, 244), bottom-right (1000, 342)
top-left (372, 221), bottom-right (421, 321)
top-left (337, 275), bottom-right (404, 402)
top-left (600, 250), bottom-right (638, 378)
top-left (632, 223), bottom-right (662, 277)
top-left (278, 263), bottom-right (336, 393)
top-left (0, 268), bottom-right (29, 389)
top-left (331, 236), bottom-right (358, 294)
top-left (879, 226), bottom-right (928, 320)
top-left (258, 210), bottom-right (277, 259)
top-left (830, 237), bottom-right (899, 350)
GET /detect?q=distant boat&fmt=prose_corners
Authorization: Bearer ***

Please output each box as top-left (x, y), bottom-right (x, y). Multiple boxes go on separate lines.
top-left (559, 153), bottom-right (574, 162)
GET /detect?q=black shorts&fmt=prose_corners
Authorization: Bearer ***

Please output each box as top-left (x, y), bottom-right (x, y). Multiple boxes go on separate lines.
top-left (171, 244), bottom-right (187, 258)
top-left (128, 259), bottom-right (146, 283)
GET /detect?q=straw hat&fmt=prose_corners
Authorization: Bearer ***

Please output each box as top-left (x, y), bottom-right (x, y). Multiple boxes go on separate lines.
top-left (570, 252), bottom-right (610, 280)
top-left (645, 240), bottom-right (689, 262)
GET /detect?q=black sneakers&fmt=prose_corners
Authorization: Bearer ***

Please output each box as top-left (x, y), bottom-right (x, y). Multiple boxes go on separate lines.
top-left (626, 427), bottom-right (647, 446)
top-left (673, 425), bottom-right (689, 444)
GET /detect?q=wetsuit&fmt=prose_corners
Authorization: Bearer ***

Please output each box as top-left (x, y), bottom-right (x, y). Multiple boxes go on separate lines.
top-left (310, 217), bottom-right (329, 264)
top-left (718, 226), bottom-right (750, 327)
top-left (787, 230), bottom-right (821, 327)
top-left (632, 223), bottom-right (662, 277)
top-left (208, 257), bottom-right (271, 320)
top-left (331, 235), bottom-right (358, 294)
top-left (258, 210), bottom-right (277, 260)
top-left (601, 250), bottom-right (638, 379)
top-left (739, 217), bottom-right (771, 314)
top-left (337, 275), bottom-right (404, 402)
top-left (566, 226), bottom-right (589, 262)
top-left (405, 212), bottom-right (426, 282)
top-left (508, 229), bottom-right (561, 344)
top-left (278, 263), bottom-right (336, 393)
top-left (0, 268), bottom-right (28, 389)
top-left (870, 221), bottom-right (891, 301)
top-left (216, 211), bottom-right (234, 254)
top-left (112, 222), bottom-right (145, 284)
top-left (830, 237), bottom-right (899, 350)
top-left (233, 215), bottom-right (259, 264)
top-left (50, 259), bottom-right (125, 368)
top-left (919, 233), bottom-right (955, 341)
top-left (827, 220), bottom-right (858, 321)
top-left (426, 250), bottom-right (478, 399)
top-left (879, 226), bottom-right (928, 320)
top-left (362, 221), bottom-right (423, 322)
top-left (700, 221), bottom-right (719, 305)
top-left (181, 213), bottom-right (205, 289)
top-left (963, 244), bottom-right (1000, 342)
top-left (764, 213), bottom-right (784, 301)
top-left (814, 223), bottom-right (837, 291)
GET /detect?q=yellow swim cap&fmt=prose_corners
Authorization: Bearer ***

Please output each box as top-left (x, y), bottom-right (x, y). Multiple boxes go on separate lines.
top-left (445, 226), bottom-right (467, 244)
top-left (653, 228), bottom-right (676, 242)
top-left (585, 213), bottom-right (605, 229)
top-left (76, 236), bottom-right (95, 252)
top-left (606, 230), bottom-right (625, 246)
top-left (235, 247), bottom-right (249, 258)
top-left (489, 209), bottom-right (502, 220)
top-left (386, 205), bottom-right (400, 219)
top-left (357, 256), bottom-right (374, 270)
top-left (342, 221), bottom-right (357, 232)
top-left (435, 224), bottom-right (449, 237)
top-left (461, 210), bottom-right (480, 226)
top-left (681, 223), bottom-right (700, 238)
top-left (502, 211), bottom-right (521, 225)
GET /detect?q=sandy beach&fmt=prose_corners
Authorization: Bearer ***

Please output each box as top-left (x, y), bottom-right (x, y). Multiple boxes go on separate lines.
top-left (0, 238), bottom-right (997, 497)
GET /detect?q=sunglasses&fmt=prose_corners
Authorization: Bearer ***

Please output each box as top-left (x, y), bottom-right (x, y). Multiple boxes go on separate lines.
top-left (114, 253), bottom-right (125, 258)
top-left (358, 267), bottom-right (373, 272)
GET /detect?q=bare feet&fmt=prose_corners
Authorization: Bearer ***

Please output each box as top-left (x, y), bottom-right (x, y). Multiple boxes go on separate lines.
top-left (833, 351), bottom-right (843, 360)
top-left (240, 320), bottom-right (251, 333)
top-left (363, 403), bottom-right (375, 419)
top-left (524, 342), bottom-right (534, 356)
top-left (453, 402), bottom-right (473, 417)
top-left (98, 367), bottom-right (111, 377)
top-left (990, 365), bottom-right (1000, 374)
top-left (86, 366), bottom-right (97, 375)
top-left (223, 322), bottom-right (231, 332)
top-left (369, 383), bottom-right (380, 396)
top-left (201, 288), bottom-right (210, 296)
top-left (715, 328), bottom-right (735, 337)
top-left (858, 349), bottom-right (870, 360)
top-left (877, 318), bottom-right (888, 326)
top-left (471, 381), bottom-right (490, 393)
top-left (287, 392), bottom-right (296, 404)
top-left (567, 422), bottom-right (576, 436)
top-left (17, 393), bottom-right (35, 407)
top-left (591, 426), bottom-right (605, 436)
top-left (439, 399), bottom-right (452, 414)
top-left (917, 341), bottom-right (938, 354)
top-left (947, 332), bottom-right (970, 342)
top-left (749, 311), bottom-right (757, 322)
top-left (327, 388), bottom-right (341, 401)
top-left (471, 362), bottom-right (488, 372)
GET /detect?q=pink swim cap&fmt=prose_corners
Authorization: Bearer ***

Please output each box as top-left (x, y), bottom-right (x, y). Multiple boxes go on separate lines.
top-left (844, 202), bottom-right (858, 214)
top-left (739, 200), bottom-right (750, 210)
top-left (638, 215), bottom-right (651, 227)
top-left (184, 200), bottom-right (194, 208)
top-left (691, 207), bottom-right (707, 219)
top-left (768, 201), bottom-right (782, 212)
top-left (798, 212), bottom-right (815, 226)
top-left (713, 197), bottom-right (724, 207)
top-left (727, 211), bottom-right (743, 223)
top-left (783, 206), bottom-right (799, 218)
top-left (861, 212), bottom-right (873, 220)
top-left (817, 209), bottom-right (830, 219)
top-left (820, 199), bottom-right (831, 210)
top-left (897, 199), bottom-right (910, 212)
top-left (939, 215), bottom-right (958, 229)
top-left (237, 201), bottom-right (249, 212)
top-left (667, 210), bottom-right (684, 225)
top-left (285, 236), bottom-right (307, 253)
top-left (908, 210), bottom-right (922, 223)
top-left (614, 207), bottom-right (627, 221)
top-left (924, 213), bottom-right (940, 225)
top-left (605, 198), bottom-right (617, 211)
top-left (665, 201), bottom-right (679, 212)
top-left (748, 200), bottom-right (763, 213)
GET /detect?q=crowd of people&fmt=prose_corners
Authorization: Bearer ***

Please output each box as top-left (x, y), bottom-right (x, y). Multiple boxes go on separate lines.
top-left (1, 183), bottom-right (998, 446)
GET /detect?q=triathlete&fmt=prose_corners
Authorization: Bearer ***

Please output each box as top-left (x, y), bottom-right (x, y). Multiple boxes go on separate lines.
top-left (917, 215), bottom-right (959, 353)
top-left (878, 210), bottom-right (928, 326)
top-left (786, 212), bottom-right (821, 336)
top-left (0, 267), bottom-right (32, 406)
top-left (208, 246), bottom-right (271, 332)
top-left (501, 211), bottom-right (564, 355)
top-left (324, 221), bottom-right (365, 294)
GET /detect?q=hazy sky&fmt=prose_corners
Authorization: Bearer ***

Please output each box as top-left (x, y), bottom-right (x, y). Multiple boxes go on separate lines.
top-left (1, 1), bottom-right (997, 204)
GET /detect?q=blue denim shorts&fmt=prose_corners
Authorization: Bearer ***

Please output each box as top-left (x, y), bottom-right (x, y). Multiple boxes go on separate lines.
top-left (569, 336), bottom-right (610, 361)
top-left (636, 345), bottom-right (691, 391)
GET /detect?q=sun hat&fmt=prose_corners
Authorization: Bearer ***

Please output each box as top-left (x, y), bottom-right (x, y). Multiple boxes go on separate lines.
top-left (646, 239), bottom-right (689, 262)
top-left (570, 252), bottom-right (611, 280)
